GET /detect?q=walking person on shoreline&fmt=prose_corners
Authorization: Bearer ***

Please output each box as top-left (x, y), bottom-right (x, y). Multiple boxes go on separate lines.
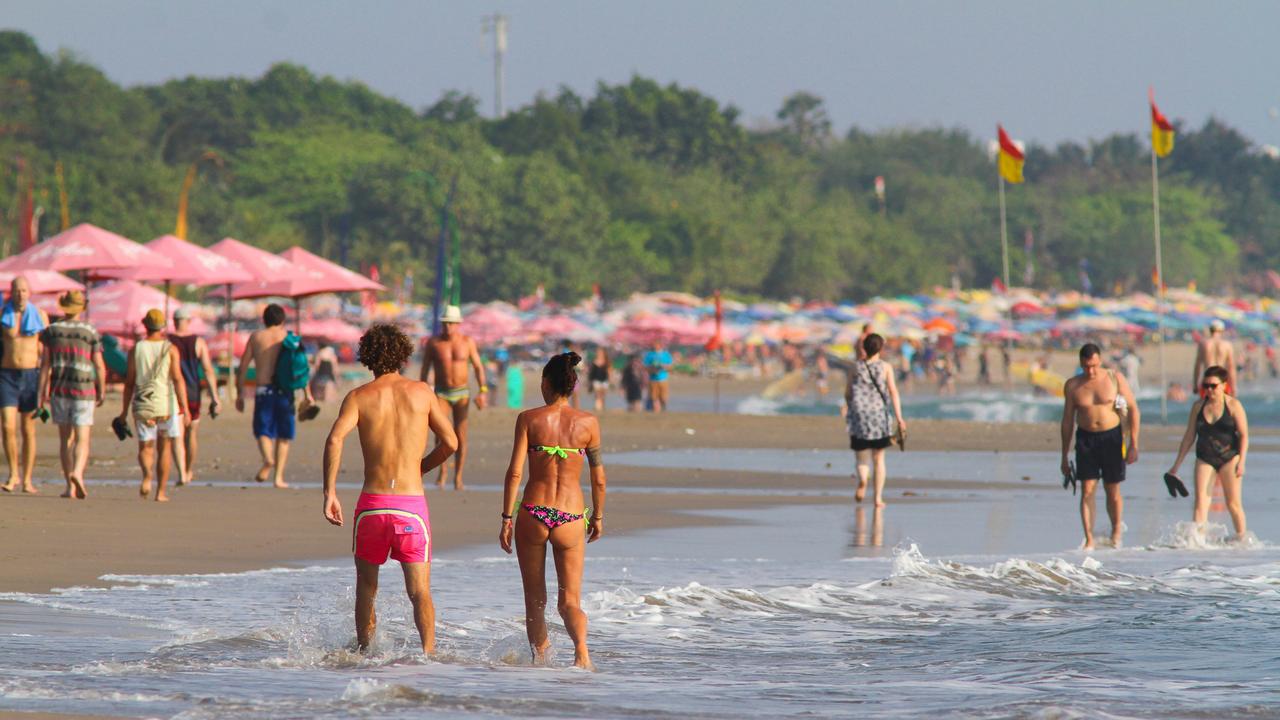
top-left (0, 276), bottom-right (48, 494)
top-left (620, 354), bottom-right (647, 412)
top-left (588, 347), bottom-right (610, 412)
top-left (322, 324), bottom-right (458, 655)
top-left (844, 333), bottom-right (905, 507)
top-left (419, 305), bottom-right (487, 490)
top-left (117, 309), bottom-right (191, 502)
top-left (499, 352), bottom-right (607, 669)
top-left (37, 291), bottom-right (105, 499)
top-left (235, 304), bottom-right (314, 489)
top-left (1060, 343), bottom-right (1140, 549)
top-left (643, 341), bottom-right (672, 412)
top-left (169, 307), bottom-right (220, 485)
top-left (1167, 365), bottom-right (1249, 541)
top-left (1194, 320), bottom-right (1235, 394)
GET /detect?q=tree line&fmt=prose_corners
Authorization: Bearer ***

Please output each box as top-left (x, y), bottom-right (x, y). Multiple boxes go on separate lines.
top-left (0, 30), bottom-right (1274, 304)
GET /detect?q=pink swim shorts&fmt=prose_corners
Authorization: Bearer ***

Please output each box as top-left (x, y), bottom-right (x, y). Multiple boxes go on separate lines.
top-left (353, 492), bottom-right (431, 564)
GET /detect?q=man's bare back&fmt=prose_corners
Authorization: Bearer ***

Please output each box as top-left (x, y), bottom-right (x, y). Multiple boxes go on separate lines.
top-left (344, 375), bottom-right (447, 495)
top-left (1195, 335), bottom-right (1236, 390)
top-left (243, 326), bottom-right (286, 386)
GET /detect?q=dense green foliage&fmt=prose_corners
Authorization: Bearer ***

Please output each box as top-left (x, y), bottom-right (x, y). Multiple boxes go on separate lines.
top-left (1, 31), bottom-right (1275, 302)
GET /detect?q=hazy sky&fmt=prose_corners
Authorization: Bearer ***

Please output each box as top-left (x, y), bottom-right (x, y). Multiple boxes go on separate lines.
top-left (6, 1), bottom-right (1280, 147)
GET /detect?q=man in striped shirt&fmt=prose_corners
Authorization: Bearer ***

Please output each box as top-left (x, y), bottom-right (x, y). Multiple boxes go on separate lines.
top-left (38, 291), bottom-right (105, 500)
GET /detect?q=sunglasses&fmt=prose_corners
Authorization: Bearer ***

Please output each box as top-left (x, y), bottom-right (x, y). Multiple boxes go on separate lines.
top-left (1201, 382), bottom-right (1222, 390)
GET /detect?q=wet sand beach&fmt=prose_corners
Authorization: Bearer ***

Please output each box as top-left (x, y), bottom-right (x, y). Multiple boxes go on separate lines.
top-left (2, 374), bottom-right (1269, 595)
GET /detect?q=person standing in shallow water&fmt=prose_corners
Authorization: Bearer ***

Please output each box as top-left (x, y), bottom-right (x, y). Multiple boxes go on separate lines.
top-left (844, 333), bottom-right (905, 507)
top-left (499, 352), bottom-right (607, 669)
top-left (1167, 365), bottom-right (1249, 542)
top-left (1060, 343), bottom-right (1140, 549)
top-left (322, 324), bottom-right (457, 655)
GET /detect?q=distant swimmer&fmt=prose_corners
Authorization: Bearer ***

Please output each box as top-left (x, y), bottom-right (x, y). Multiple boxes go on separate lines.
top-left (1060, 343), bottom-right (1140, 549)
top-left (322, 324), bottom-right (458, 655)
top-left (1194, 320), bottom-right (1236, 395)
top-left (420, 305), bottom-right (487, 490)
top-left (499, 352), bottom-right (606, 669)
top-left (1167, 366), bottom-right (1249, 542)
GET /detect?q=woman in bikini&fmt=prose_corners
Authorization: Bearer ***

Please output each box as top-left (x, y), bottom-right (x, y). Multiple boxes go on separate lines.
top-left (1167, 365), bottom-right (1249, 540)
top-left (499, 351), bottom-right (606, 669)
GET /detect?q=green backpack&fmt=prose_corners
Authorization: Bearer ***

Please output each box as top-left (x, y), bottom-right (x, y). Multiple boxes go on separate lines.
top-left (273, 332), bottom-right (310, 392)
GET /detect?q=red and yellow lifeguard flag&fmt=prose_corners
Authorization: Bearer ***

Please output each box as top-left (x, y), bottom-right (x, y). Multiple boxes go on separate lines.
top-left (1150, 88), bottom-right (1175, 158)
top-left (997, 125), bottom-right (1024, 184)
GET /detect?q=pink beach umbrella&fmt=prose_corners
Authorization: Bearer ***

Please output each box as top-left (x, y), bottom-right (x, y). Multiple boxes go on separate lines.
top-left (99, 235), bottom-right (254, 286)
top-left (0, 259), bottom-right (84, 295)
top-left (1, 223), bottom-right (172, 276)
top-left (460, 304), bottom-right (523, 345)
top-left (299, 317), bottom-right (364, 344)
top-left (208, 238), bottom-right (327, 298)
top-left (525, 315), bottom-right (604, 344)
top-left (40, 280), bottom-right (204, 336)
top-left (279, 246), bottom-right (385, 293)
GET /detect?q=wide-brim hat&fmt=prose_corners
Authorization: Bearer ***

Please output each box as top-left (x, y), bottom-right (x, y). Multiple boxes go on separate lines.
top-left (439, 305), bottom-right (464, 324)
top-left (58, 290), bottom-right (87, 314)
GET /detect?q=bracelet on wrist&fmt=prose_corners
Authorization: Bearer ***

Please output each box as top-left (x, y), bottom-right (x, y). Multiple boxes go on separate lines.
top-left (501, 513), bottom-right (513, 520)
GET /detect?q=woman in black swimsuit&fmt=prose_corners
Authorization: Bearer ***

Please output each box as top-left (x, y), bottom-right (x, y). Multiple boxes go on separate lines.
top-left (1167, 365), bottom-right (1249, 540)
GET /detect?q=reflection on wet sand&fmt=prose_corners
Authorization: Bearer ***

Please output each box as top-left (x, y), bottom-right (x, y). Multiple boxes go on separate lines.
top-left (851, 505), bottom-right (883, 547)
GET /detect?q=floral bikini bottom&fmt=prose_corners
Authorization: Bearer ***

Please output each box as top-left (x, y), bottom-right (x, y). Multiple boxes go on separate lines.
top-left (522, 503), bottom-right (587, 529)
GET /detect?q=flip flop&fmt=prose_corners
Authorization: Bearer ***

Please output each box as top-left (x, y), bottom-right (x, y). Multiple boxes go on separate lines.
top-left (1062, 462), bottom-right (1077, 495)
top-left (1163, 472), bottom-right (1189, 498)
top-left (297, 404), bottom-right (321, 421)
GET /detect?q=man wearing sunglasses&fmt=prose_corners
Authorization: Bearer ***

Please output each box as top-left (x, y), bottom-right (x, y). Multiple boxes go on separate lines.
top-left (1060, 343), bottom-right (1141, 549)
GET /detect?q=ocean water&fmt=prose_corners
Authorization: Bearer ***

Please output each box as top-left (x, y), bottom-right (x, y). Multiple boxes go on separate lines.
top-left (2, 458), bottom-right (1278, 719)
top-left (744, 379), bottom-right (1280, 427)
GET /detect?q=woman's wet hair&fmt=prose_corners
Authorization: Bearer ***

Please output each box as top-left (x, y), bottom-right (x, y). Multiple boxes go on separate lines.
top-left (862, 333), bottom-right (884, 357)
top-left (357, 324), bottom-right (415, 376)
top-left (1203, 365), bottom-right (1229, 383)
top-left (543, 351), bottom-right (581, 396)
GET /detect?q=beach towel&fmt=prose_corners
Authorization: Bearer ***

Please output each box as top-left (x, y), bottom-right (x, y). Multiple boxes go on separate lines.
top-left (0, 301), bottom-right (45, 336)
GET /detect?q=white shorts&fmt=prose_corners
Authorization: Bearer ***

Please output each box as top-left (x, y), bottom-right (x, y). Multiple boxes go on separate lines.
top-left (51, 397), bottom-right (95, 426)
top-left (135, 414), bottom-right (182, 442)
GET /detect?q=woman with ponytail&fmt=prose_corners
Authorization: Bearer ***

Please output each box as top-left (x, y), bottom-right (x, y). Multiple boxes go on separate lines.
top-left (499, 351), bottom-right (607, 669)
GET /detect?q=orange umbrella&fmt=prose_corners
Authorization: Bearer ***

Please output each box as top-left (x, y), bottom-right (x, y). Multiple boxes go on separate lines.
top-left (923, 317), bottom-right (957, 334)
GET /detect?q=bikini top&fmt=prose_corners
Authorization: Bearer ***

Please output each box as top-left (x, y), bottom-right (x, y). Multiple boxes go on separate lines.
top-left (532, 444), bottom-right (584, 459)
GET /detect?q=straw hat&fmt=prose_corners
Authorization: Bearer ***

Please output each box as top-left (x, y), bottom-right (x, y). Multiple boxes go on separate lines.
top-left (439, 305), bottom-right (464, 324)
top-left (58, 290), bottom-right (87, 314)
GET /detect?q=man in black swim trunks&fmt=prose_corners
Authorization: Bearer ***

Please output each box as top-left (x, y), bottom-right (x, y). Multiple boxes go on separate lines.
top-left (1060, 343), bottom-right (1141, 549)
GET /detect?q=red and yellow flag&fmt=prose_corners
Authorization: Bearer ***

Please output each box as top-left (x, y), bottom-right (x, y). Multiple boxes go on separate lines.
top-left (1150, 88), bottom-right (1174, 158)
top-left (997, 125), bottom-right (1024, 184)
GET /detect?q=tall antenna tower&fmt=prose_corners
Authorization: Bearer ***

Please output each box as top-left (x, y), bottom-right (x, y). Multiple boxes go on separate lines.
top-left (482, 13), bottom-right (508, 118)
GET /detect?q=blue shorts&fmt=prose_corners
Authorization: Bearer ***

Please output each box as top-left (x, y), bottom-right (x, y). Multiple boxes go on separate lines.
top-left (0, 368), bottom-right (38, 412)
top-left (252, 386), bottom-right (295, 440)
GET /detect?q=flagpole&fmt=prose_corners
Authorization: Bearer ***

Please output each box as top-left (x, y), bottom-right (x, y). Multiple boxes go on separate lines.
top-left (998, 171), bottom-right (1013, 369)
top-left (1152, 146), bottom-right (1167, 423)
